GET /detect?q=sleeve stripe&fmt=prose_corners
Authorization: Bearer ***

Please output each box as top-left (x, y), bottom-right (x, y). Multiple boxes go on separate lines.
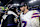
top-left (32, 16), bottom-right (39, 18)
top-left (33, 14), bottom-right (39, 16)
top-left (33, 13), bottom-right (39, 15)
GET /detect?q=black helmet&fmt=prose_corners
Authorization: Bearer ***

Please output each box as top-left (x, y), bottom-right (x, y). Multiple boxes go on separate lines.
top-left (20, 2), bottom-right (27, 7)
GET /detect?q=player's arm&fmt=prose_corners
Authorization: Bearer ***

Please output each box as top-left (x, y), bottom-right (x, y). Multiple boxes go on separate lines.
top-left (31, 10), bottom-right (40, 27)
top-left (8, 11), bottom-right (18, 17)
top-left (32, 10), bottom-right (39, 18)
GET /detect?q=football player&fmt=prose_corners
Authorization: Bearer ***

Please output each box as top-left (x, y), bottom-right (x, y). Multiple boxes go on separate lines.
top-left (1, 7), bottom-right (18, 27)
top-left (20, 3), bottom-right (39, 27)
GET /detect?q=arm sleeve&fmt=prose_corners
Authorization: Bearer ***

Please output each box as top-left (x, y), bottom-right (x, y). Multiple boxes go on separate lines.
top-left (31, 10), bottom-right (39, 27)
top-left (8, 11), bottom-right (18, 17)
top-left (32, 10), bottom-right (39, 18)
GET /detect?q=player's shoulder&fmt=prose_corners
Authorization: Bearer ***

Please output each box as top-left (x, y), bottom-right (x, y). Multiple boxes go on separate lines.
top-left (7, 11), bottom-right (13, 14)
top-left (33, 10), bottom-right (39, 13)
top-left (7, 10), bottom-right (16, 15)
top-left (28, 10), bottom-right (33, 13)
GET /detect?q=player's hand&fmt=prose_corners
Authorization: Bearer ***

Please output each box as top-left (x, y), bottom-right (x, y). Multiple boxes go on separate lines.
top-left (14, 18), bottom-right (18, 23)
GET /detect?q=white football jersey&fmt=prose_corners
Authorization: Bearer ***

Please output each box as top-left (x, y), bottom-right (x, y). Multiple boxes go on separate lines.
top-left (20, 10), bottom-right (39, 27)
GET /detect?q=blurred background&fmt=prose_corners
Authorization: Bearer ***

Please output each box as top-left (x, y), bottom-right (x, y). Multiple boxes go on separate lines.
top-left (0, 0), bottom-right (40, 27)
